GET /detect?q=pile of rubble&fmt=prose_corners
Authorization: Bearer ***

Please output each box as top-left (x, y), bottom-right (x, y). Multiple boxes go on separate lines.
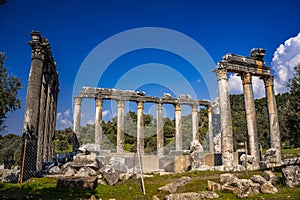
top-left (47, 144), bottom-right (142, 187)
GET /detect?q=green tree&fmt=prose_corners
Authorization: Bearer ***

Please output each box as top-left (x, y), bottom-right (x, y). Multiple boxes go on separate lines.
top-left (286, 64), bottom-right (300, 147)
top-left (0, 53), bottom-right (22, 133)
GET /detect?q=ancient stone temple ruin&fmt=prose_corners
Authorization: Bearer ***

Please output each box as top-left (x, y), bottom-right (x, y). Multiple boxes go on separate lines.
top-left (74, 87), bottom-right (212, 172)
top-left (21, 31), bottom-right (59, 180)
top-left (214, 48), bottom-right (281, 170)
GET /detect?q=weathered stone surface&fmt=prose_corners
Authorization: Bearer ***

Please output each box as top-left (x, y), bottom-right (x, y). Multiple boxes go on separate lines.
top-left (63, 166), bottom-right (76, 177)
top-left (222, 186), bottom-right (238, 194)
top-left (71, 153), bottom-right (99, 169)
top-left (207, 180), bottom-right (221, 191)
top-left (261, 182), bottom-right (278, 194)
top-left (79, 143), bottom-right (101, 154)
top-left (282, 165), bottom-right (300, 188)
top-left (158, 176), bottom-right (191, 193)
top-left (213, 133), bottom-right (222, 153)
top-left (108, 157), bottom-right (128, 173)
top-left (251, 175), bottom-right (267, 185)
top-left (250, 183), bottom-right (261, 196)
top-left (49, 166), bottom-right (61, 174)
top-left (100, 166), bottom-right (120, 186)
top-left (75, 167), bottom-right (97, 177)
top-left (240, 154), bottom-right (255, 164)
top-left (1, 168), bottom-right (19, 183)
top-left (264, 170), bottom-right (278, 185)
top-left (190, 140), bottom-right (204, 169)
top-left (220, 173), bottom-right (238, 185)
top-left (56, 176), bottom-right (98, 190)
top-left (152, 195), bottom-right (160, 200)
top-left (165, 191), bottom-right (219, 200)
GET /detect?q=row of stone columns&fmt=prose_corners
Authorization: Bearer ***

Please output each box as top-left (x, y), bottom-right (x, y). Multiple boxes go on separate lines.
top-left (216, 69), bottom-right (282, 169)
top-left (73, 98), bottom-right (213, 156)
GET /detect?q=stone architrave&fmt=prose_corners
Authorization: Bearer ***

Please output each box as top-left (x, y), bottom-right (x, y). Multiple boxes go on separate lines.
top-left (263, 76), bottom-right (282, 166)
top-left (117, 100), bottom-right (124, 153)
top-left (137, 101), bottom-right (144, 155)
top-left (73, 97), bottom-right (82, 140)
top-left (216, 68), bottom-right (234, 170)
top-left (95, 98), bottom-right (103, 146)
top-left (175, 104), bottom-right (182, 151)
top-left (156, 103), bottom-right (164, 157)
top-left (241, 72), bottom-right (260, 169)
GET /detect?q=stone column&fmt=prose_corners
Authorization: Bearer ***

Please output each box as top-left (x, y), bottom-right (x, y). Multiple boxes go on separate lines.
top-left (36, 71), bottom-right (49, 171)
top-left (208, 106), bottom-right (214, 153)
top-left (73, 97), bottom-right (82, 140)
top-left (241, 72), bottom-right (260, 169)
top-left (263, 76), bottom-right (282, 165)
top-left (42, 76), bottom-right (51, 163)
top-left (192, 104), bottom-right (199, 140)
top-left (216, 68), bottom-right (234, 170)
top-left (117, 100), bottom-right (125, 153)
top-left (175, 104), bottom-right (182, 151)
top-left (156, 103), bottom-right (164, 157)
top-left (95, 98), bottom-right (103, 146)
top-left (137, 101), bottom-right (144, 155)
top-left (22, 32), bottom-right (45, 179)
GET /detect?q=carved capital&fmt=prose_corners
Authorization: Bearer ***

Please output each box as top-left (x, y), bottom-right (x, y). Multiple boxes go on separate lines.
top-left (31, 46), bottom-right (45, 60)
top-left (192, 104), bottom-right (198, 112)
top-left (74, 97), bottom-right (82, 105)
top-left (216, 69), bottom-right (227, 81)
top-left (95, 98), bottom-right (103, 107)
top-left (207, 106), bottom-right (212, 113)
top-left (156, 103), bottom-right (163, 110)
top-left (118, 100), bottom-right (124, 108)
top-left (263, 76), bottom-right (274, 88)
top-left (137, 101), bottom-right (144, 110)
top-left (241, 72), bottom-right (252, 85)
top-left (175, 104), bottom-right (181, 111)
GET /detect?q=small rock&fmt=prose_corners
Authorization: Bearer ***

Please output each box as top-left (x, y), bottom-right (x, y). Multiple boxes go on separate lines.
top-left (251, 175), bottom-right (267, 185)
top-left (220, 173), bottom-right (238, 185)
top-left (222, 185), bottom-right (239, 194)
top-left (152, 195), bottom-right (160, 200)
top-left (90, 195), bottom-right (97, 200)
top-left (49, 166), bottom-right (61, 174)
top-left (261, 182), bottom-right (278, 194)
top-left (74, 167), bottom-right (97, 177)
top-left (264, 171), bottom-right (278, 185)
top-left (207, 180), bottom-right (221, 191)
top-left (100, 166), bottom-right (120, 186)
top-left (198, 191), bottom-right (219, 199)
top-left (282, 165), bottom-right (300, 188)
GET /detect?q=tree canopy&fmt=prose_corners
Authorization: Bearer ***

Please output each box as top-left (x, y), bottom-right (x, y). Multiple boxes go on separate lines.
top-left (0, 53), bottom-right (22, 133)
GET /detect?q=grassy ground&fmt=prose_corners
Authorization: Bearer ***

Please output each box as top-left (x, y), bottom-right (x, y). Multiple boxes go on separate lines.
top-left (0, 169), bottom-right (300, 200)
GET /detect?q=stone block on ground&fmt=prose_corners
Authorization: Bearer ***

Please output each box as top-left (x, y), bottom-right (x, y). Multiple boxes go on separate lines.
top-left (251, 175), bottom-right (267, 185)
top-left (56, 176), bottom-right (98, 190)
top-left (165, 191), bottom-right (219, 200)
top-left (100, 166), bottom-right (120, 186)
top-left (220, 173), bottom-right (238, 185)
top-left (158, 176), bottom-right (191, 193)
top-left (264, 170), bottom-right (278, 185)
top-left (74, 167), bottom-right (97, 177)
top-left (207, 180), bottom-right (221, 191)
top-left (282, 165), bottom-right (300, 188)
top-left (71, 153), bottom-right (100, 169)
top-left (260, 182), bottom-right (278, 194)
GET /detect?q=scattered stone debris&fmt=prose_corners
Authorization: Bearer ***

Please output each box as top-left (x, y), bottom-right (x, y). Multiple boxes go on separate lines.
top-left (158, 176), bottom-right (191, 193)
top-left (165, 191), bottom-right (219, 200)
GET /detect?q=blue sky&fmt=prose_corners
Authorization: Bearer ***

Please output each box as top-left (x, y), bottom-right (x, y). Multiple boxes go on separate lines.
top-left (1, 0), bottom-right (300, 135)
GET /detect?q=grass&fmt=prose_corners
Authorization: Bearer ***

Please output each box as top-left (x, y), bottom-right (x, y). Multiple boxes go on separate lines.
top-left (281, 148), bottom-right (300, 159)
top-left (0, 169), bottom-right (300, 200)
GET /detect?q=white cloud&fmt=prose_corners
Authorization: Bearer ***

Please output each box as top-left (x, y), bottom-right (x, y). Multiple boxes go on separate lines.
top-left (56, 109), bottom-right (73, 130)
top-left (86, 110), bottom-right (110, 125)
top-left (103, 110), bottom-right (110, 117)
top-left (228, 74), bottom-right (265, 98)
top-left (271, 32), bottom-right (300, 94)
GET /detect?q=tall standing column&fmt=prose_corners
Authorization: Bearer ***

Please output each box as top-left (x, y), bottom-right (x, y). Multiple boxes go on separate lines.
top-left (208, 106), bottom-right (214, 153)
top-left (192, 104), bottom-right (199, 140)
top-left (73, 97), bottom-right (82, 140)
top-left (156, 103), bottom-right (164, 157)
top-left (117, 100), bottom-right (125, 153)
top-left (175, 104), bottom-right (182, 151)
top-left (95, 98), bottom-right (103, 146)
top-left (263, 76), bottom-right (282, 165)
top-left (241, 72), bottom-right (260, 169)
top-left (216, 68), bottom-right (234, 170)
top-left (22, 32), bottom-right (45, 179)
top-left (137, 101), bottom-right (144, 155)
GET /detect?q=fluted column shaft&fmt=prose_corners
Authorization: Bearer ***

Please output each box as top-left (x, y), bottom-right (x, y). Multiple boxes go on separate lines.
top-left (156, 103), bottom-right (163, 157)
top-left (175, 104), bottom-right (182, 151)
top-left (264, 76), bottom-right (282, 165)
top-left (117, 100), bottom-right (124, 153)
top-left (208, 106), bottom-right (213, 153)
top-left (241, 72), bottom-right (260, 169)
top-left (137, 101), bottom-right (144, 155)
top-left (216, 69), bottom-right (234, 169)
top-left (95, 98), bottom-right (103, 146)
top-left (73, 97), bottom-right (82, 140)
top-left (192, 104), bottom-right (199, 140)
